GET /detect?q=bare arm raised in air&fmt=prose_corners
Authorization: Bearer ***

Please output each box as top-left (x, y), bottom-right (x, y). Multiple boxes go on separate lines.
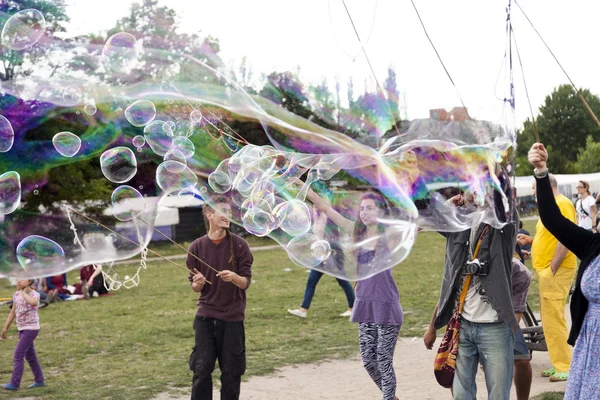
top-left (305, 187), bottom-right (354, 234)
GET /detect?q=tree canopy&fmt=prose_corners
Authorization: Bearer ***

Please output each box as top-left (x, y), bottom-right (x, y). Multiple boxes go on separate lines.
top-left (516, 84), bottom-right (600, 174)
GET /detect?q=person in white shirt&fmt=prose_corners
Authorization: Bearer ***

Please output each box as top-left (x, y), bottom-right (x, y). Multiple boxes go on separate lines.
top-left (575, 180), bottom-right (597, 231)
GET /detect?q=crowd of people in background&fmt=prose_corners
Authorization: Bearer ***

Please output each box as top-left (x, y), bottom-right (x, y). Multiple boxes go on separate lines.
top-left (9, 264), bottom-right (111, 306)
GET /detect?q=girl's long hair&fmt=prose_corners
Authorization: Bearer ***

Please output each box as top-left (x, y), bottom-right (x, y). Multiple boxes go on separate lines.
top-left (580, 180), bottom-right (591, 196)
top-left (352, 191), bottom-right (390, 244)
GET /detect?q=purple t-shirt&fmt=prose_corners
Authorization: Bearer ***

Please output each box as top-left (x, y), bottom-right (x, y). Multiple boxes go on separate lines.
top-left (350, 249), bottom-right (403, 326)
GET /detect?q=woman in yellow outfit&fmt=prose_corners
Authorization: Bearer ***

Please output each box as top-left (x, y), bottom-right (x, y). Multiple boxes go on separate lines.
top-left (517, 175), bottom-right (576, 382)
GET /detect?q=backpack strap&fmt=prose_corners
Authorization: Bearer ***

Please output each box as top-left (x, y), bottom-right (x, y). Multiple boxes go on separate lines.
top-left (578, 199), bottom-right (590, 218)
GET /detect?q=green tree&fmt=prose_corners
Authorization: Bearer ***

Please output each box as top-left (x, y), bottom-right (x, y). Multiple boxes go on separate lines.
top-left (383, 65), bottom-right (400, 123)
top-left (573, 135), bottom-right (600, 173)
top-left (515, 119), bottom-right (536, 176)
top-left (347, 77), bottom-right (354, 108)
top-left (259, 71), bottom-right (312, 120)
top-left (309, 78), bottom-right (337, 125)
top-left (0, 0), bottom-right (70, 81)
top-left (518, 85), bottom-right (600, 173)
top-left (70, 0), bottom-right (223, 85)
top-left (235, 56), bottom-right (256, 94)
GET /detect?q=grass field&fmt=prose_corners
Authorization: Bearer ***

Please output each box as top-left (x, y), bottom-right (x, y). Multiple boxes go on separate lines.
top-left (0, 221), bottom-right (539, 399)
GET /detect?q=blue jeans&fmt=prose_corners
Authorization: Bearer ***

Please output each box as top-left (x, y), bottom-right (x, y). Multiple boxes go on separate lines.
top-left (301, 270), bottom-right (355, 309)
top-left (453, 319), bottom-right (515, 400)
top-left (513, 326), bottom-right (530, 360)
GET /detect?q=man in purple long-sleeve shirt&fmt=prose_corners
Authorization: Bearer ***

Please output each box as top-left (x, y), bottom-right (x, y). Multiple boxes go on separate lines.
top-left (187, 198), bottom-right (253, 400)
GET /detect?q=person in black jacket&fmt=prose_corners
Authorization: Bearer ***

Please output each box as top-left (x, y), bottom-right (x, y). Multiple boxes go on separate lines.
top-left (528, 143), bottom-right (600, 400)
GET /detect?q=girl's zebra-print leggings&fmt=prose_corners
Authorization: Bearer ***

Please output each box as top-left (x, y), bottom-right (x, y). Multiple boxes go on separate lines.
top-left (358, 322), bottom-right (401, 400)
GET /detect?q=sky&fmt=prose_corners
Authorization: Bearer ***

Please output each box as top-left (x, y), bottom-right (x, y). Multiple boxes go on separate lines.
top-left (63, 0), bottom-right (600, 128)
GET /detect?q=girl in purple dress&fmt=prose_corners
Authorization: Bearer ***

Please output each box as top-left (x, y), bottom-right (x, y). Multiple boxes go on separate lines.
top-left (307, 190), bottom-right (405, 400)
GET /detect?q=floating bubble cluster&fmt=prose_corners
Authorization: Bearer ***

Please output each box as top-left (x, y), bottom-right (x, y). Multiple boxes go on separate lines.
top-left (0, 6), bottom-right (515, 281)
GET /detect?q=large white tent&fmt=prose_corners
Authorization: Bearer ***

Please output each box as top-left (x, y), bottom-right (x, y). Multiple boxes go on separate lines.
top-left (514, 172), bottom-right (600, 199)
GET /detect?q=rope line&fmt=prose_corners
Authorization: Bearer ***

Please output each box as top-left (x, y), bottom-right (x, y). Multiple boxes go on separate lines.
top-left (340, 0), bottom-right (401, 142)
top-left (514, 0), bottom-right (600, 130)
top-left (409, 0), bottom-right (471, 119)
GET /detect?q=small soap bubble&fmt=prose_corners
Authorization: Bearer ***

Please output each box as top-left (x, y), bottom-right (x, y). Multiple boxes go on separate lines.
top-left (52, 132), bottom-right (81, 158)
top-left (1, 9), bottom-right (45, 50)
top-left (125, 100), bottom-right (156, 127)
top-left (100, 147), bottom-right (138, 183)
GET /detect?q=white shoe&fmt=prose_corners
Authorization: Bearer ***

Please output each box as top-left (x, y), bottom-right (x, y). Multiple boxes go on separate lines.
top-left (339, 310), bottom-right (352, 317)
top-left (287, 309), bottom-right (307, 318)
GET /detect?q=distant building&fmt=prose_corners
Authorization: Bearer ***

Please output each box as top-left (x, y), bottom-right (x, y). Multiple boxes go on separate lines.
top-left (430, 107), bottom-right (470, 121)
top-left (429, 108), bottom-right (449, 121)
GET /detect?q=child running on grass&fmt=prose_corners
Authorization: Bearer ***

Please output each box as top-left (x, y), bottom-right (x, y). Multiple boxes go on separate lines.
top-left (1, 279), bottom-right (45, 391)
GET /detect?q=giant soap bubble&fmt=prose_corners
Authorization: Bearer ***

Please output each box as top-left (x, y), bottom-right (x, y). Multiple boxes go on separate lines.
top-left (0, 8), bottom-right (516, 281)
